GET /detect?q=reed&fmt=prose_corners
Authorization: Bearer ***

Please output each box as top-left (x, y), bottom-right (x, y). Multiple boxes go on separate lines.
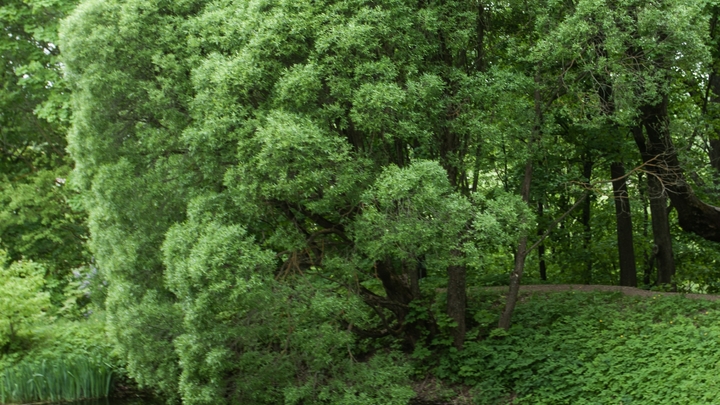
top-left (0, 356), bottom-right (113, 404)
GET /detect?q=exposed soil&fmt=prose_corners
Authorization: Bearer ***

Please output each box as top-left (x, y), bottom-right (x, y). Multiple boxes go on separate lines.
top-left (477, 283), bottom-right (720, 301)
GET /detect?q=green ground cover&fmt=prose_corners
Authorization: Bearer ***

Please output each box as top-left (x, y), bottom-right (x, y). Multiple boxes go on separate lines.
top-left (418, 290), bottom-right (720, 404)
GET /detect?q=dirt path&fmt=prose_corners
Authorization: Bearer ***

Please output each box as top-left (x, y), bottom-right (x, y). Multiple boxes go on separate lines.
top-left (476, 284), bottom-right (720, 301)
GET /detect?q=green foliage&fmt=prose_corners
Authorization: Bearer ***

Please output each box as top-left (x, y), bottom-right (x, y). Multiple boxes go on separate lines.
top-left (0, 255), bottom-right (51, 350)
top-left (0, 309), bottom-right (117, 404)
top-left (352, 160), bottom-right (471, 269)
top-left (0, 166), bottom-right (89, 292)
top-left (0, 0), bottom-right (86, 280)
top-left (58, 0), bottom-right (720, 402)
top-left (162, 206), bottom-right (415, 404)
top-left (60, 0), bottom-right (532, 400)
top-left (433, 292), bottom-right (720, 405)
top-left (0, 356), bottom-right (113, 404)
top-left (105, 288), bottom-right (182, 402)
top-left (284, 352), bottom-right (415, 405)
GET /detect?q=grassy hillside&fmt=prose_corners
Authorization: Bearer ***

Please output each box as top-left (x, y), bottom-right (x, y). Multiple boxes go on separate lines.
top-left (415, 289), bottom-right (720, 405)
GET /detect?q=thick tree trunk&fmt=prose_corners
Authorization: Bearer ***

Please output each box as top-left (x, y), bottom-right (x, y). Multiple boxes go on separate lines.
top-left (705, 7), bottom-right (720, 176)
top-left (631, 103), bottom-right (677, 286)
top-left (611, 162), bottom-right (637, 287)
top-left (355, 257), bottom-right (440, 350)
top-left (631, 97), bottom-right (720, 242)
top-left (358, 259), bottom-right (415, 339)
top-left (446, 250), bottom-right (466, 349)
top-left (648, 176), bottom-right (675, 285)
top-left (498, 161), bottom-right (532, 330)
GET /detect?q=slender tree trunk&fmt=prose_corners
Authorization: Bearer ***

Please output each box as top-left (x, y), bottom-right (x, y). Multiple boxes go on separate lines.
top-left (582, 156), bottom-right (593, 284)
top-left (537, 200), bottom-right (547, 281)
top-left (499, 68), bottom-right (541, 330)
top-left (637, 172), bottom-right (654, 286)
top-left (498, 161), bottom-right (532, 330)
top-left (611, 162), bottom-right (637, 287)
top-left (446, 249), bottom-right (466, 349)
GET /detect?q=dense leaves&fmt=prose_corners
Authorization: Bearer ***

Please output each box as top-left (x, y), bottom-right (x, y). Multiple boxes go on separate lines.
top-left (0, 0), bottom-right (86, 286)
top-left (49, 0), bottom-right (720, 403)
top-left (439, 292), bottom-right (720, 404)
top-left (0, 255), bottom-right (50, 350)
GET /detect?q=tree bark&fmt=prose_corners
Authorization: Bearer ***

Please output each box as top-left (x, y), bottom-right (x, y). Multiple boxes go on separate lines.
top-left (357, 258), bottom-right (426, 347)
top-left (537, 200), bottom-right (547, 281)
top-left (498, 160), bottom-right (532, 330)
top-left (374, 259), bottom-right (415, 323)
top-left (611, 162), bottom-right (637, 287)
top-left (708, 74), bottom-right (720, 175)
top-left (631, 104), bottom-right (677, 286)
top-left (446, 250), bottom-right (466, 349)
top-left (648, 175), bottom-right (675, 285)
top-left (582, 156), bottom-right (593, 284)
top-left (705, 10), bottom-right (720, 178)
top-left (637, 172), bottom-right (654, 286)
top-left (631, 97), bottom-right (720, 243)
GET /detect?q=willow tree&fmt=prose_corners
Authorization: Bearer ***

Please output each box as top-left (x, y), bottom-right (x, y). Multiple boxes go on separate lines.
top-left (62, 0), bottom-right (532, 402)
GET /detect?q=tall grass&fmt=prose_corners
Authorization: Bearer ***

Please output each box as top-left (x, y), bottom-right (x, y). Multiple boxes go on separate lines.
top-left (0, 356), bottom-right (113, 404)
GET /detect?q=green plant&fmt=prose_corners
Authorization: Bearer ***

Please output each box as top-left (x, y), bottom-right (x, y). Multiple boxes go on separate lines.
top-left (423, 292), bottom-right (720, 405)
top-left (0, 356), bottom-right (113, 404)
top-left (0, 255), bottom-right (51, 351)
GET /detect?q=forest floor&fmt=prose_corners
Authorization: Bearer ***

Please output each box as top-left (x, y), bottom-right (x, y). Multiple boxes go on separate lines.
top-left (478, 283), bottom-right (720, 301)
top-left (409, 283), bottom-right (720, 405)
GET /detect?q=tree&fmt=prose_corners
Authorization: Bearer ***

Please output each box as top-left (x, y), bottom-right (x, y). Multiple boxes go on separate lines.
top-left (0, 0), bottom-right (86, 296)
top-left (61, 0), bottom-right (536, 399)
top-left (527, 0), bottom-right (711, 285)
top-left (0, 253), bottom-right (51, 351)
top-left (63, 0), bottom-right (720, 400)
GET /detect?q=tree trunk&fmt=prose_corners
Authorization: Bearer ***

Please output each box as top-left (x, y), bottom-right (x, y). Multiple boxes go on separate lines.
top-left (446, 250), bottom-right (466, 349)
top-left (631, 97), bottom-right (720, 242)
top-left (648, 175), bottom-right (675, 285)
top-left (409, 259), bottom-right (421, 299)
top-left (631, 108), bottom-right (677, 286)
top-left (582, 156), bottom-right (593, 284)
top-left (537, 200), bottom-right (547, 281)
top-left (357, 259), bottom-right (415, 341)
top-left (637, 172), bottom-right (654, 286)
top-left (611, 162), bottom-right (637, 287)
top-left (707, 73), bottom-right (720, 174)
top-left (498, 160), bottom-right (532, 330)
top-left (705, 9), bottom-right (720, 178)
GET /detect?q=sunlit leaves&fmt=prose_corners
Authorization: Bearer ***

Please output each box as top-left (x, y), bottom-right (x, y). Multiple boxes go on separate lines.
top-left (0, 255), bottom-right (51, 348)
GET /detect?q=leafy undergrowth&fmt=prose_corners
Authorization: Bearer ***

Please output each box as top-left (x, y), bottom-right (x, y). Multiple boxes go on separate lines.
top-left (420, 291), bottom-right (720, 405)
